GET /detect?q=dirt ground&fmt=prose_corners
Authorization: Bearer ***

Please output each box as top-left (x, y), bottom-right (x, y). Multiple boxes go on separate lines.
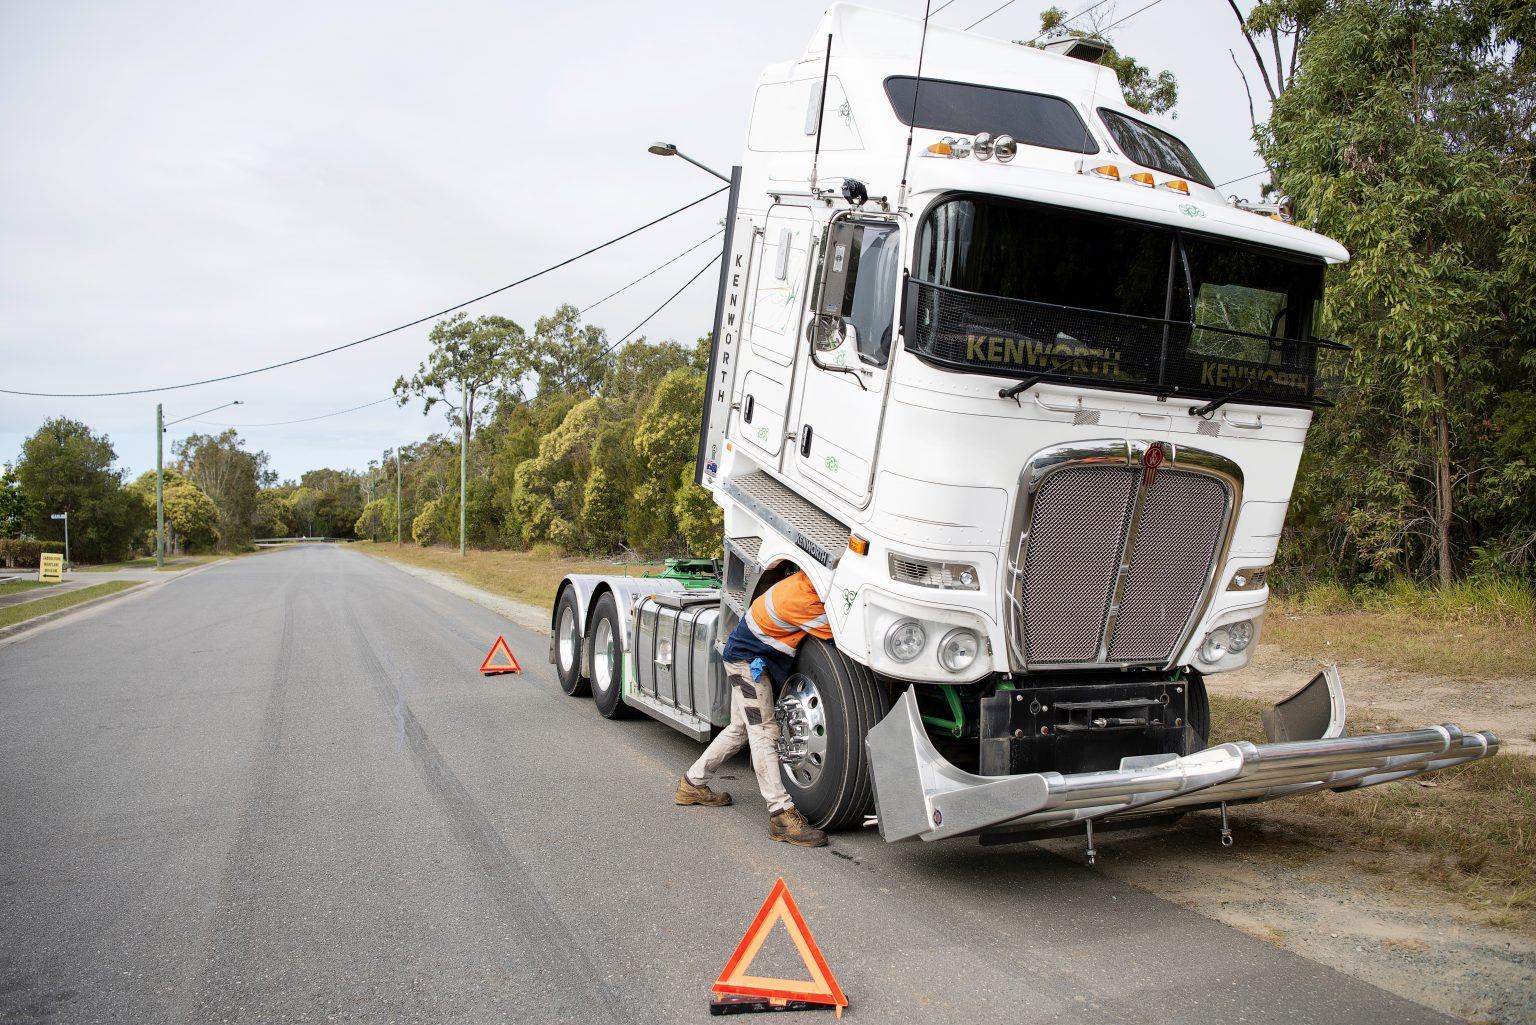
top-left (1042, 645), bottom-right (1536, 1025)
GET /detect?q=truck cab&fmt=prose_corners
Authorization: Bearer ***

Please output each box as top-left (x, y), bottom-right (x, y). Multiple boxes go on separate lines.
top-left (553, 3), bottom-right (1497, 846)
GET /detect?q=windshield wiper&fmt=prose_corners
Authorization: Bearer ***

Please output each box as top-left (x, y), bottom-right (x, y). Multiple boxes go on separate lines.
top-left (1189, 379), bottom-right (1258, 419)
top-left (998, 349), bottom-right (1081, 405)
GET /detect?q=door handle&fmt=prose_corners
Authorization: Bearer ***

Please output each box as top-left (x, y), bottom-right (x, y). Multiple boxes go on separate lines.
top-left (800, 425), bottom-right (813, 458)
top-left (743, 394), bottom-right (755, 423)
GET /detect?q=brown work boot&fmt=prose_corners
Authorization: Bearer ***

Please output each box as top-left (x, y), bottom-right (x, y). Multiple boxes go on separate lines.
top-left (769, 806), bottom-right (828, 847)
top-left (676, 776), bottom-right (732, 807)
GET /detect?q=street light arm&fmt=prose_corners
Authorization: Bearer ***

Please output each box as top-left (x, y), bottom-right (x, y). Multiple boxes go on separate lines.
top-left (648, 141), bottom-right (730, 182)
top-left (164, 400), bottom-right (243, 429)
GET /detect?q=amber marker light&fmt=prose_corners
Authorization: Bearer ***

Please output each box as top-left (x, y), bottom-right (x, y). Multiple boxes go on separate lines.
top-left (1130, 172), bottom-right (1155, 187)
top-left (926, 138), bottom-right (955, 157)
top-left (1088, 165), bottom-right (1120, 180)
top-left (848, 535), bottom-right (870, 556)
top-left (1159, 179), bottom-right (1190, 195)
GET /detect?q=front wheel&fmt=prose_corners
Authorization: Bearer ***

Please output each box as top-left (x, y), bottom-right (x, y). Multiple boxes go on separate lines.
top-left (775, 638), bottom-right (887, 830)
top-left (553, 587), bottom-right (589, 697)
top-left (589, 593), bottom-right (634, 719)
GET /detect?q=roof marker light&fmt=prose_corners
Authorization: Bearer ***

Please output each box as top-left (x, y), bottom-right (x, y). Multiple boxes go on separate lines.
top-left (926, 137), bottom-right (955, 157)
top-left (994, 135), bottom-right (1017, 162)
top-left (1159, 179), bottom-right (1190, 195)
top-left (1130, 172), bottom-right (1155, 187)
top-left (1089, 164), bottom-right (1121, 180)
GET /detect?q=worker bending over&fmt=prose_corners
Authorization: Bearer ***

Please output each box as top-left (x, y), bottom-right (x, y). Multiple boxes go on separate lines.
top-left (675, 570), bottom-right (830, 847)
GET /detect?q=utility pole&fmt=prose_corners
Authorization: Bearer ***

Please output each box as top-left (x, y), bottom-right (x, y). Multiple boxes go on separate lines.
top-left (395, 448), bottom-right (402, 546)
top-left (155, 403), bottom-right (165, 569)
top-left (459, 389), bottom-right (467, 557)
top-left (157, 400), bottom-right (241, 567)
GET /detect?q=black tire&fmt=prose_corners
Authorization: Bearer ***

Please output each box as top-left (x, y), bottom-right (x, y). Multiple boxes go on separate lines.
top-left (775, 638), bottom-right (888, 830)
top-left (553, 587), bottom-right (589, 697)
top-left (589, 593), bottom-right (635, 719)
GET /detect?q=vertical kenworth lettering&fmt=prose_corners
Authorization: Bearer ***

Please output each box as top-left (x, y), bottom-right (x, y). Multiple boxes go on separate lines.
top-left (552, 3), bottom-right (1497, 850)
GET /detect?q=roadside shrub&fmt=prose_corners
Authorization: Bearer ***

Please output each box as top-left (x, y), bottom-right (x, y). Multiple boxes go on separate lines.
top-left (0, 539), bottom-right (66, 568)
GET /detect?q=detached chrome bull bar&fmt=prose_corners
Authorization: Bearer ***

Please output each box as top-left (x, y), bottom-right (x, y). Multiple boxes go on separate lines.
top-left (865, 667), bottom-right (1500, 844)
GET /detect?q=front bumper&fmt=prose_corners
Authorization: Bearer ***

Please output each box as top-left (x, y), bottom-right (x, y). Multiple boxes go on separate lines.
top-left (865, 667), bottom-right (1500, 843)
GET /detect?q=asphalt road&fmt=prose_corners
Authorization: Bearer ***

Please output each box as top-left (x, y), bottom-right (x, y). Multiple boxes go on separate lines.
top-left (0, 546), bottom-right (1457, 1024)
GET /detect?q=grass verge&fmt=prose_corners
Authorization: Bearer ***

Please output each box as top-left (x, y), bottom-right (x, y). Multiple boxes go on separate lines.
top-left (0, 581), bottom-right (141, 630)
top-left (76, 555), bottom-right (222, 572)
top-left (355, 543), bottom-right (668, 612)
top-left (1265, 579), bottom-right (1536, 679)
top-left (1208, 693), bottom-right (1534, 933)
top-left (0, 580), bottom-right (59, 597)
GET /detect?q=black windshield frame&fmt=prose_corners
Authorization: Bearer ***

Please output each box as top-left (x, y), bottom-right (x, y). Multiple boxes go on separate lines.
top-left (904, 193), bottom-right (1343, 408)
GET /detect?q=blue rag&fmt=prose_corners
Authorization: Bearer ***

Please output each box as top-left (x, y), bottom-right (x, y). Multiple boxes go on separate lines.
top-left (749, 657), bottom-right (766, 683)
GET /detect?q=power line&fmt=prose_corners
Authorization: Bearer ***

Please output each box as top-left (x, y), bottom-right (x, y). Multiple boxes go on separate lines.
top-left (1022, 0), bottom-right (1118, 42)
top-left (966, 0), bottom-right (1018, 30)
top-left (1095, 0), bottom-right (1172, 36)
top-left (183, 396), bottom-right (397, 429)
top-left (179, 241), bottom-right (727, 431)
top-left (1, 186), bottom-right (728, 399)
top-left (587, 252), bottom-right (723, 371)
top-left (580, 230), bottom-right (723, 316)
top-left (1215, 168), bottom-right (1268, 189)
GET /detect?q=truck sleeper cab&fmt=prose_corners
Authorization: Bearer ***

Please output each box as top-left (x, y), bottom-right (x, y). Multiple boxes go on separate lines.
top-left (551, 3), bottom-right (1498, 847)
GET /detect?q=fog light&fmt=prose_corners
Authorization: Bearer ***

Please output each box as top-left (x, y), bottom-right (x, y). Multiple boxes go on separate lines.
top-left (1227, 620), bottom-right (1254, 653)
top-left (937, 628), bottom-right (979, 672)
top-left (1200, 627), bottom-right (1232, 663)
top-left (886, 620), bottom-right (926, 662)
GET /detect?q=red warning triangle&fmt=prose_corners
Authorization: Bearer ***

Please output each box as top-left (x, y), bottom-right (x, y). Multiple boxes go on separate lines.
top-left (711, 878), bottom-right (848, 1016)
top-left (479, 635), bottom-right (522, 675)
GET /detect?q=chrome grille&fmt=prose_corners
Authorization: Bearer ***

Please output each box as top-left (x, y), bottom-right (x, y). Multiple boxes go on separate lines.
top-left (1108, 473), bottom-right (1228, 661)
top-left (1020, 469), bottom-right (1135, 663)
top-left (1013, 452), bottom-right (1234, 668)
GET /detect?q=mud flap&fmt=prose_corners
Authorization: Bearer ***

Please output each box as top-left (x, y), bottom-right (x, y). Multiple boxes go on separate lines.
top-left (1262, 664), bottom-right (1347, 743)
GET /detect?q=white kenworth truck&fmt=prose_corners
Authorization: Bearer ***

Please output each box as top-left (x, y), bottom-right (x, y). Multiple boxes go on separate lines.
top-left (552, 5), bottom-right (1498, 853)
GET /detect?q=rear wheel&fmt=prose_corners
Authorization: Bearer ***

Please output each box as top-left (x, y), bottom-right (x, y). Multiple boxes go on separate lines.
top-left (554, 587), bottom-right (589, 697)
top-left (590, 593), bottom-right (634, 719)
top-left (775, 638), bottom-right (887, 830)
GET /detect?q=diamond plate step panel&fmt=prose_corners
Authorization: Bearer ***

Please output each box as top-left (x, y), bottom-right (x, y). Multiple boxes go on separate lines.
top-left (723, 472), bottom-right (850, 569)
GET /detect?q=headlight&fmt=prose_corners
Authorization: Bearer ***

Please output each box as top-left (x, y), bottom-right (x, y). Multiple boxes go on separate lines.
top-left (1199, 627), bottom-right (1232, 663)
top-left (885, 620), bottom-right (926, 663)
top-left (1227, 619), bottom-right (1254, 652)
top-left (937, 628), bottom-right (980, 672)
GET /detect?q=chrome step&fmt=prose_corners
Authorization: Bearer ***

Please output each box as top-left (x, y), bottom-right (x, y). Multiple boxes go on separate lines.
top-left (722, 535), bottom-right (762, 615)
top-left (723, 472), bottom-right (850, 569)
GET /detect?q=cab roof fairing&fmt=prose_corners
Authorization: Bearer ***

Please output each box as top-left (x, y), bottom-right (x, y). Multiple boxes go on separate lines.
top-left (735, 5), bottom-right (1349, 266)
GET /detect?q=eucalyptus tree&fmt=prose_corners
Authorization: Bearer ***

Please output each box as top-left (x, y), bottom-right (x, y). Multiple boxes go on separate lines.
top-left (395, 312), bottom-right (532, 555)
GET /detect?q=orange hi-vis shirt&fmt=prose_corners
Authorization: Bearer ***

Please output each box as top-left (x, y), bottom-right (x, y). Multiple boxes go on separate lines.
top-left (720, 573), bottom-right (833, 681)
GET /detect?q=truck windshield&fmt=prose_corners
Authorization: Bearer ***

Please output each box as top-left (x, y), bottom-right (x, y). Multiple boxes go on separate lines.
top-left (909, 195), bottom-right (1338, 406)
top-left (1097, 109), bottom-right (1211, 186)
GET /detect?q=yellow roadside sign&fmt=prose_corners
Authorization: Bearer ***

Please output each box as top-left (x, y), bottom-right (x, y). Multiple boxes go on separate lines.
top-left (38, 553), bottom-right (63, 583)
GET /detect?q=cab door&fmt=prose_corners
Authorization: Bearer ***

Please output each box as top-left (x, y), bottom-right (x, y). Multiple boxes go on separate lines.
top-left (735, 204), bottom-right (815, 466)
top-left (792, 217), bottom-right (901, 506)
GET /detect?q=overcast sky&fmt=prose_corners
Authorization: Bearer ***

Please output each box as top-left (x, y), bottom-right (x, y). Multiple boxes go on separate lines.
top-left (1, 0), bottom-right (1277, 482)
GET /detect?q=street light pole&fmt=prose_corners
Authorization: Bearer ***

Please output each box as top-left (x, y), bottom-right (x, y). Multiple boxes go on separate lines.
top-left (395, 448), bottom-right (402, 546)
top-left (62, 511), bottom-right (69, 569)
top-left (156, 403), bottom-right (165, 569)
top-left (157, 400), bottom-right (242, 566)
top-left (459, 396), bottom-right (467, 557)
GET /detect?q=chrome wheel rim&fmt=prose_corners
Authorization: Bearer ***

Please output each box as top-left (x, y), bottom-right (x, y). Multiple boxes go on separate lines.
top-left (776, 672), bottom-right (828, 789)
top-left (557, 606), bottom-right (578, 675)
top-left (592, 618), bottom-right (616, 695)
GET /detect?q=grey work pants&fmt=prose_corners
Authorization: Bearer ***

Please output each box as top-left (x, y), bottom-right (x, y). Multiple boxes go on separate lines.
top-left (685, 660), bottom-right (793, 815)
